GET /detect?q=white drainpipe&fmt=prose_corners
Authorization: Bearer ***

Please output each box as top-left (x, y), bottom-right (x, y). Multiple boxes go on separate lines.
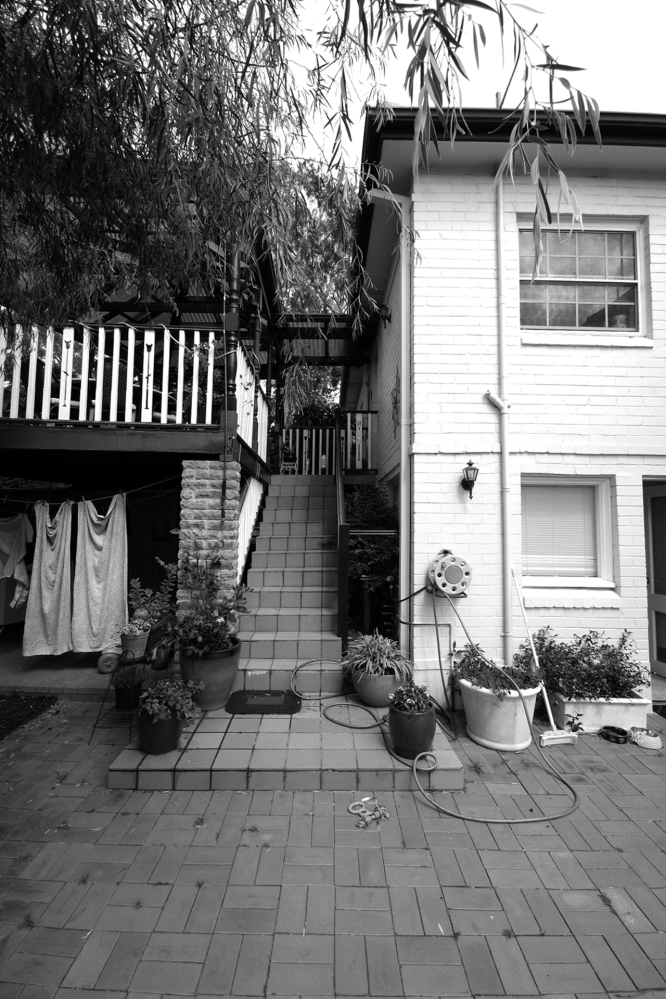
top-left (368, 190), bottom-right (413, 653)
top-left (486, 174), bottom-right (513, 667)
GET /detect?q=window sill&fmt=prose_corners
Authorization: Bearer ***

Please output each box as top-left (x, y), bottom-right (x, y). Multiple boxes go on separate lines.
top-left (523, 588), bottom-right (621, 609)
top-left (521, 332), bottom-right (653, 348)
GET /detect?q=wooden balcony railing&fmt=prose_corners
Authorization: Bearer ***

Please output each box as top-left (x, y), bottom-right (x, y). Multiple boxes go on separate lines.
top-left (279, 410), bottom-right (377, 475)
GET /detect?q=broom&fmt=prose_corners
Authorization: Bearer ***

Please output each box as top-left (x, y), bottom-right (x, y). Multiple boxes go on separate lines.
top-left (511, 569), bottom-right (578, 747)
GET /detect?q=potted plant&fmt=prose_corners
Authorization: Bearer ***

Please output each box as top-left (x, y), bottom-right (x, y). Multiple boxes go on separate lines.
top-left (175, 542), bottom-right (246, 710)
top-left (129, 559), bottom-right (178, 629)
top-left (454, 644), bottom-right (541, 751)
top-left (137, 676), bottom-right (203, 754)
top-left (120, 618), bottom-right (151, 657)
top-left (342, 631), bottom-right (413, 707)
top-left (112, 664), bottom-right (146, 712)
top-left (388, 679), bottom-right (437, 759)
top-left (515, 628), bottom-right (650, 733)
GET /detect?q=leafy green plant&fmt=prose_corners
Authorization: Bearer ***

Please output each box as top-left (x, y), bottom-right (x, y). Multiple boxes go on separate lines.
top-left (138, 676), bottom-right (203, 723)
top-left (120, 619), bottom-right (150, 636)
top-left (342, 631), bottom-right (413, 680)
top-left (515, 627), bottom-right (647, 701)
top-left (111, 664), bottom-right (146, 689)
top-left (455, 644), bottom-right (541, 700)
top-left (390, 679), bottom-right (431, 714)
top-left (129, 559), bottom-right (178, 626)
top-left (175, 542), bottom-right (246, 658)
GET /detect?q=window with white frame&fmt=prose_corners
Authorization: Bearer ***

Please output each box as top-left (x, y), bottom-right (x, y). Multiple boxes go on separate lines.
top-left (521, 477), bottom-right (614, 587)
top-left (520, 228), bottom-right (640, 332)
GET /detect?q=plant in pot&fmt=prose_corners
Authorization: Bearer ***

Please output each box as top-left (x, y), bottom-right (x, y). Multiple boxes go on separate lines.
top-left (454, 644), bottom-right (542, 752)
top-left (119, 618), bottom-right (151, 658)
top-left (388, 679), bottom-right (437, 760)
top-left (514, 627), bottom-right (650, 733)
top-left (175, 541), bottom-right (247, 711)
top-left (342, 631), bottom-right (413, 707)
top-left (112, 664), bottom-right (147, 712)
top-left (129, 559), bottom-right (178, 630)
top-left (137, 675), bottom-right (203, 754)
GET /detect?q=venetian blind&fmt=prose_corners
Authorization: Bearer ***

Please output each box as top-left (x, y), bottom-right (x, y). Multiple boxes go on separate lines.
top-left (522, 484), bottom-right (597, 577)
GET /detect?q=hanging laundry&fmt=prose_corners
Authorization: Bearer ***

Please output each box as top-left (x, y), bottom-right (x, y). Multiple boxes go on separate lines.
top-left (0, 513), bottom-right (34, 608)
top-left (23, 502), bottom-right (73, 656)
top-left (71, 493), bottom-right (128, 652)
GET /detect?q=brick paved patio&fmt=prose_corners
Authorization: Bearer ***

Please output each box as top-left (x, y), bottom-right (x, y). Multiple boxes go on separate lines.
top-left (1, 697), bottom-right (666, 998)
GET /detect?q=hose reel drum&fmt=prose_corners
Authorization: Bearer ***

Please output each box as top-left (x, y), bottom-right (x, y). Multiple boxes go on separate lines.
top-left (426, 551), bottom-right (472, 597)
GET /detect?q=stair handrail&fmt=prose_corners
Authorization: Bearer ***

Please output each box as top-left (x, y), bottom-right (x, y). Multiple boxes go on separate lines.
top-left (334, 414), bottom-right (349, 651)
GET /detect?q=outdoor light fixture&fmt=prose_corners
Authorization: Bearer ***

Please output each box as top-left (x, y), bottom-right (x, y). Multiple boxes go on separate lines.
top-left (378, 304), bottom-right (392, 328)
top-left (460, 460), bottom-right (479, 499)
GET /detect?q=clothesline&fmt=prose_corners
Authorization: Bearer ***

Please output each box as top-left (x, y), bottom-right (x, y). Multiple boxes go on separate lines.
top-left (0, 474), bottom-right (182, 511)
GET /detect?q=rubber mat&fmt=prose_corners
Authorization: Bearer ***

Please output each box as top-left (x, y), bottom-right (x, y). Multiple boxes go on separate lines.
top-left (225, 690), bottom-right (301, 715)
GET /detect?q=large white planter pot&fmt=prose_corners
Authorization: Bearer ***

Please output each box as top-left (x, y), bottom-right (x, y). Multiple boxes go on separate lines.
top-left (459, 679), bottom-right (541, 752)
top-left (550, 690), bottom-right (650, 734)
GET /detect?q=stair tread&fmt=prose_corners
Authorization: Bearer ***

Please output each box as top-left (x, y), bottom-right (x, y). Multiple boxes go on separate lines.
top-left (239, 630), bottom-right (341, 640)
top-left (248, 585), bottom-right (337, 593)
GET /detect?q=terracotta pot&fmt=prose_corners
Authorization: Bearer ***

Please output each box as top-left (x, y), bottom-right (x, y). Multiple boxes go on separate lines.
top-left (459, 679), bottom-right (540, 752)
top-left (120, 631), bottom-right (149, 658)
top-left (352, 670), bottom-right (404, 708)
top-left (114, 683), bottom-right (143, 712)
top-left (180, 638), bottom-right (242, 710)
top-left (388, 703), bottom-right (437, 760)
top-left (137, 711), bottom-right (182, 754)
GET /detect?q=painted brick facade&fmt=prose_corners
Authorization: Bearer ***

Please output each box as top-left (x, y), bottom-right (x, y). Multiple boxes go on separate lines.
top-left (384, 167), bottom-right (666, 695)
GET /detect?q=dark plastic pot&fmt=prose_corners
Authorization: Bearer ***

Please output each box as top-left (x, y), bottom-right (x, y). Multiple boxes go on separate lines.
top-left (180, 638), bottom-right (242, 710)
top-left (388, 703), bottom-right (437, 760)
top-left (114, 683), bottom-right (143, 713)
top-left (137, 711), bottom-right (182, 755)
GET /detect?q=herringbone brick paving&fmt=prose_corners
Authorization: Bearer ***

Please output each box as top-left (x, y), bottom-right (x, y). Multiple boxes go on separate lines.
top-left (1, 699), bottom-right (666, 998)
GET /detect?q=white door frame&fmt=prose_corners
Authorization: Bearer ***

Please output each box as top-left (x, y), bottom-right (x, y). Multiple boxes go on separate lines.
top-left (644, 484), bottom-right (666, 678)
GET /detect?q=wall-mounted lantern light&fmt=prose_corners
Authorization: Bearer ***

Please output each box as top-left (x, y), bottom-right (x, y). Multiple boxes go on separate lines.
top-left (460, 460), bottom-right (479, 499)
top-left (378, 304), bottom-right (392, 329)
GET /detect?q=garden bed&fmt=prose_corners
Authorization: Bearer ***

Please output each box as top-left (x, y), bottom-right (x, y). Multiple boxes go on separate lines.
top-left (0, 694), bottom-right (58, 740)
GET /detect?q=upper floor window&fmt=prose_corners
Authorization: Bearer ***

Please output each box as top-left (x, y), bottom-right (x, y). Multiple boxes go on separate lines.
top-left (520, 229), bottom-right (639, 332)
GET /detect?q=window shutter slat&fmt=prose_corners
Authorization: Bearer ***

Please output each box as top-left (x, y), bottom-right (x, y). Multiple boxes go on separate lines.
top-left (522, 485), bottom-right (597, 577)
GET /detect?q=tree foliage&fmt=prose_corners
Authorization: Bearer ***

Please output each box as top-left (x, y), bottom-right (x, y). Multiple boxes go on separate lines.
top-left (0, 0), bottom-right (602, 327)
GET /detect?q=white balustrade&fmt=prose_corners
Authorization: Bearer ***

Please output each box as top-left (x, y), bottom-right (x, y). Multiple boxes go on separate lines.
top-left (256, 386), bottom-right (269, 461)
top-left (235, 344), bottom-right (255, 448)
top-left (237, 478), bottom-right (264, 583)
top-left (280, 412), bottom-right (376, 474)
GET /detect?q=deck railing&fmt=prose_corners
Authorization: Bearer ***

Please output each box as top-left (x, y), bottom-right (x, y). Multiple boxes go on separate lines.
top-left (334, 418), bottom-right (349, 651)
top-left (279, 410), bottom-right (376, 475)
top-left (0, 326), bottom-right (268, 457)
top-left (237, 477), bottom-right (265, 583)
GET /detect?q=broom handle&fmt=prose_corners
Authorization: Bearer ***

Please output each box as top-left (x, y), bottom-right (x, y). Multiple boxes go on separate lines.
top-left (511, 568), bottom-right (559, 733)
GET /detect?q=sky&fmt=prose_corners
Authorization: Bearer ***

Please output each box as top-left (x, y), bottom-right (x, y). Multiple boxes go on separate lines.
top-left (301, 0), bottom-right (664, 167)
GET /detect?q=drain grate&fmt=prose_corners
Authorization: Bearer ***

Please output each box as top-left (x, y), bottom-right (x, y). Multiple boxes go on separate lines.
top-left (225, 690), bottom-right (301, 715)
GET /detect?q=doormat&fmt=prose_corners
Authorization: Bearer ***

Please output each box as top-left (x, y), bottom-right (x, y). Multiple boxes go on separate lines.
top-left (0, 694), bottom-right (58, 740)
top-left (225, 690), bottom-right (301, 715)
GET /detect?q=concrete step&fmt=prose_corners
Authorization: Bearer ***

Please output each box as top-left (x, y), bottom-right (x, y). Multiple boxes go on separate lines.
top-left (241, 608), bottom-right (337, 634)
top-left (262, 507), bottom-right (336, 524)
top-left (269, 478), bottom-right (336, 494)
top-left (258, 520), bottom-right (336, 539)
top-left (236, 657), bottom-right (344, 694)
top-left (237, 630), bottom-right (342, 660)
top-left (248, 567), bottom-right (338, 589)
top-left (245, 586), bottom-right (337, 611)
top-left (254, 534), bottom-right (336, 553)
top-left (265, 494), bottom-right (336, 511)
top-left (249, 550), bottom-right (337, 571)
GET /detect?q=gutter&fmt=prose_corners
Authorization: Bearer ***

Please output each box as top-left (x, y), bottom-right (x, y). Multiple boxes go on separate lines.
top-left (486, 173), bottom-right (512, 667)
top-left (368, 189), bottom-right (413, 654)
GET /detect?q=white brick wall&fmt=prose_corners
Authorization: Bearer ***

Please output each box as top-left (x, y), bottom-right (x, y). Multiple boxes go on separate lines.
top-left (374, 263), bottom-right (402, 484)
top-left (402, 167), bottom-right (666, 694)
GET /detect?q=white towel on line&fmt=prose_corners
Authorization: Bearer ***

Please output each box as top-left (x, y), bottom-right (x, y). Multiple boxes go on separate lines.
top-left (23, 501), bottom-right (73, 656)
top-left (71, 493), bottom-right (128, 652)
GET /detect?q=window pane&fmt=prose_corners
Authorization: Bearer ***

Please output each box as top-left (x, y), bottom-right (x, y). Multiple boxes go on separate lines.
top-left (579, 301), bottom-right (606, 327)
top-left (520, 301), bottom-right (547, 326)
top-left (578, 232), bottom-right (606, 256)
top-left (522, 484), bottom-right (597, 576)
top-left (578, 255), bottom-right (606, 277)
top-left (520, 282), bottom-right (546, 302)
top-left (545, 232), bottom-right (576, 276)
top-left (519, 231), bottom-right (536, 276)
top-left (548, 303), bottom-right (576, 327)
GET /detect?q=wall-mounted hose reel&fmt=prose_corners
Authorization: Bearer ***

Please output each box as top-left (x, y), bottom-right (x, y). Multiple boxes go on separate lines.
top-left (426, 550), bottom-right (472, 597)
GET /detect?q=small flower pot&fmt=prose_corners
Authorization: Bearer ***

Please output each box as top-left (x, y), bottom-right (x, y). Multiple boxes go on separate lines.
top-left (137, 711), bottom-right (182, 755)
top-left (352, 670), bottom-right (403, 708)
top-left (388, 703), bottom-right (437, 760)
top-left (180, 638), bottom-right (242, 711)
top-left (114, 683), bottom-right (143, 713)
top-left (120, 631), bottom-right (149, 658)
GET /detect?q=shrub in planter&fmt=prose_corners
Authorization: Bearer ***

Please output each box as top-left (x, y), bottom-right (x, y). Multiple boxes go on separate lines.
top-left (388, 679), bottom-right (437, 760)
top-left (342, 631), bottom-right (413, 707)
top-left (514, 628), bottom-right (650, 733)
top-left (129, 558), bottom-right (178, 628)
top-left (175, 541), bottom-right (247, 710)
top-left (454, 644), bottom-right (541, 752)
top-left (112, 664), bottom-right (146, 712)
top-left (137, 676), bottom-right (203, 754)
top-left (120, 618), bottom-right (151, 657)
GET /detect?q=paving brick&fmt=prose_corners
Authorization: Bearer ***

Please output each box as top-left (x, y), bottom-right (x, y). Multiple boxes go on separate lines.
top-left (523, 889), bottom-right (571, 935)
top-left (395, 936), bottom-right (461, 964)
top-left (366, 935), bottom-right (403, 996)
top-left (95, 931), bottom-right (149, 991)
top-left (185, 885), bottom-right (225, 933)
top-left (608, 933), bottom-right (666, 989)
top-left (487, 934), bottom-right (538, 995)
top-left (215, 906), bottom-right (277, 933)
top-left (95, 905), bottom-right (160, 933)
top-left (334, 847), bottom-right (360, 886)
top-left (306, 884), bottom-right (335, 934)
top-left (400, 964), bottom-right (469, 996)
top-left (416, 886), bottom-right (453, 935)
top-left (529, 962), bottom-right (605, 993)
top-left (231, 934), bottom-right (272, 995)
top-left (1, 955), bottom-right (74, 988)
top-left (130, 959), bottom-right (202, 995)
top-left (388, 886), bottom-right (423, 935)
top-left (335, 933), bottom-right (368, 995)
top-left (15, 928), bottom-right (84, 959)
top-left (450, 909), bottom-right (511, 935)
top-left (577, 935), bottom-right (637, 992)
top-left (60, 930), bottom-right (119, 988)
top-left (197, 933), bottom-right (241, 995)
top-left (517, 936), bottom-right (586, 963)
top-left (458, 935), bottom-right (503, 995)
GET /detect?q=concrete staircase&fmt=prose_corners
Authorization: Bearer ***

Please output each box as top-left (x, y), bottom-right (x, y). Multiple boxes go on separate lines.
top-left (237, 475), bottom-right (344, 694)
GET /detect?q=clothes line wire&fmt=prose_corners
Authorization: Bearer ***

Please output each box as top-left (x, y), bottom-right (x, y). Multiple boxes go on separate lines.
top-left (0, 474), bottom-right (182, 511)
